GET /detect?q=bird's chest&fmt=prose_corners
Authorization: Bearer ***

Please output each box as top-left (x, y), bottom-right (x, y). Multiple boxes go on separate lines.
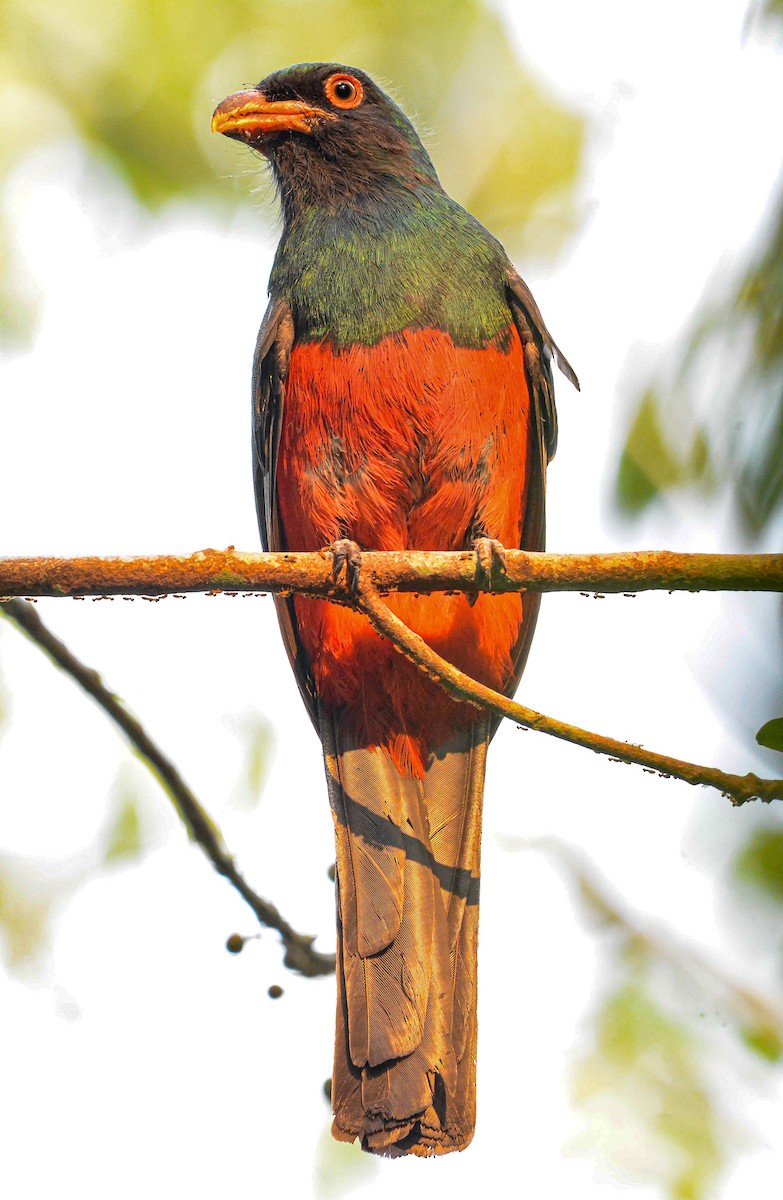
top-left (271, 204), bottom-right (512, 352)
top-left (275, 325), bottom-right (530, 553)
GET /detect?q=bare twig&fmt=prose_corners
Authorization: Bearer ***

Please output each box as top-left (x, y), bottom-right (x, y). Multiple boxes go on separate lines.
top-left (0, 599), bottom-right (334, 977)
top-left (0, 547), bottom-right (781, 598)
top-left (354, 583), bottom-right (783, 806)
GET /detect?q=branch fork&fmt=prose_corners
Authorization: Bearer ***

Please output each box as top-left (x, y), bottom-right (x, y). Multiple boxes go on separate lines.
top-left (2, 546), bottom-right (781, 978)
top-left (350, 580), bottom-right (783, 807)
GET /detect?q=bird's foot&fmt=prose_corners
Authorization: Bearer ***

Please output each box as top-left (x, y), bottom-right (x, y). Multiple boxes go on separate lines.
top-left (328, 539), bottom-right (363, 593)
top-left (473, 537), bottom-right (508, 587)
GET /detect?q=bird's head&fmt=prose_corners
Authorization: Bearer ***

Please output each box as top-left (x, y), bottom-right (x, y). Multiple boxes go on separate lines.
top-left (212, 63), bottom-right (440, 218)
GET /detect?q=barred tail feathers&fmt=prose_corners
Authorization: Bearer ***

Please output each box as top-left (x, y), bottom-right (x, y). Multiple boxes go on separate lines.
top-left (321, 708), bottom-right (488, 1156)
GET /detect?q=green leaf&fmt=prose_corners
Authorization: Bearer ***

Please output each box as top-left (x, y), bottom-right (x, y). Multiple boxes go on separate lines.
top-left (104, 796), bottom-right (143, 864)
top-left (615, 445), bottom-right (662, 513)
top-left (615, 391), bottom-right (717, 515)
top-left (687, 428), bottom-right (712, 485)
top-left (734, 828), bottom-right (783, 902)
top-left (741, 1023), bottom-right (783, 1063)
top-left (615, 391), bottom-right (683, 513)
top-left (755, 718), bottom-right (783, 752)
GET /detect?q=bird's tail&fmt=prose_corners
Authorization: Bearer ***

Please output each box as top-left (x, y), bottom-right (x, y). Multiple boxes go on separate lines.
top-left (320, 706), bottom-right (489, 1156)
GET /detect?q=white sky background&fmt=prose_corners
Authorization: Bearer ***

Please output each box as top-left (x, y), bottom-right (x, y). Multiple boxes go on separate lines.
top-left (1, 1), bottom-right (782, 1196)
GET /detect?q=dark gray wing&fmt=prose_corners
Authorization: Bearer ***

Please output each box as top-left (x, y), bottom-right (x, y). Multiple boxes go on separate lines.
top-left (493, 268), bottom-right (579, 726)
top-left (252, 295), bottom-right (294, 550)
top-left (251, 295), bottom-right (319, 727)
top-left (505, 266), bottom-right (580, 464)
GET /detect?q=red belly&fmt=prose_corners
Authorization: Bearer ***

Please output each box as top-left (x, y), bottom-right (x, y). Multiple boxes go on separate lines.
top-left (276, 326), bottom-right (533, 775)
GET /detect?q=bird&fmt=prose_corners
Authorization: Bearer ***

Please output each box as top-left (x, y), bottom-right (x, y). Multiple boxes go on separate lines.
top-left (212, 62), bottom-right (578, 1157)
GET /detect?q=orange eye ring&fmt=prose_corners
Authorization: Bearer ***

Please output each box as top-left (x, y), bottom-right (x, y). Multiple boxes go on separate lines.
top-left (324, 73), bottom-right (364, 110)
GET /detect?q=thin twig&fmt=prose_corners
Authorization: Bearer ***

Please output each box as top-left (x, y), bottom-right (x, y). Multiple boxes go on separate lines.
top-left (0, 599), bottom-right (334, 977)
top-left (0, 547), bottom-right (781, 598)
top-left (354, 584), bottom-right (783, 806)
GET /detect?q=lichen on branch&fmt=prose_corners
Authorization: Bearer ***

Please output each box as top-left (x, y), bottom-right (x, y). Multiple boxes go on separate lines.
top-left (0, 547), bottom-right (781, 598)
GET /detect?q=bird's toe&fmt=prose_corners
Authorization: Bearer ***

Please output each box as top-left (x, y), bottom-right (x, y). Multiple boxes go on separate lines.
top-left (473, 537), bottom-right (508, 585)
top-left (329, 538), bottom-right (363, 592)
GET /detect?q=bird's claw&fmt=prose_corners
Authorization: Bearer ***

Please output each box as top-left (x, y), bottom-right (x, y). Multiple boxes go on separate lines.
top-left (473, 537), bottom-right (507, 587)
top-left (329, 539), bottom-right (363, 593)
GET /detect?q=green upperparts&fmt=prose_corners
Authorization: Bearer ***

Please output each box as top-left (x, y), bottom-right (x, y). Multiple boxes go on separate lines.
top-left (270, 188), bottom-right (514, 350)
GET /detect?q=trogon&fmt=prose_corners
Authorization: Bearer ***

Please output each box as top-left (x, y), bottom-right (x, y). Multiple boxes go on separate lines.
top-left (212, 63), bottom-right (578, 1157)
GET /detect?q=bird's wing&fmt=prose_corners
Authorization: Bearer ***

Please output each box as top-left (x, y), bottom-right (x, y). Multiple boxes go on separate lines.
top-left (505, 266), bottom-right (580, 465)
top-left (499, 268), bottom-right (579, 712)
top-left (252, 294), bottom-right (293, 548)
top-left (252, 295), bottom-right (319, 726)
top-left (506, 268), bottom-right (580, 393)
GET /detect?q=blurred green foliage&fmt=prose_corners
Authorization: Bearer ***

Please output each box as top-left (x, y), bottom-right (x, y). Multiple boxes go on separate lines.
top-left (615, 390), bottom-right (712, 514)
top-left (614, 10), bottom-right (783, 1084)
top-left (227, 711), bottom-right (275, 809)
top-left (103, 789), bottom-right (145, 863)
top-left (755, 0), bottom-right (783, 34)
top-left (541, 839), bottom-right (780, 1196)
top-left (0, 774), bottom-right (148, 973)
top-left (735, 826), bottom-right (783, 902)
top-left (615, 176), bottom-right (783, 536)
top-left (0, 0), bottom-right (583, 342)
top-left (0, 857), bottom-right (56, 969)
top-left (572, 983), bottom-right (723, 1200)
top-left (736, 196), bottom-right (783, 531)
top-left (313, 1125), bottom-right (378, 1199)
top-left (740, 1021), bottom-right (783, 1062)
top-left (756, 717), bottom-right (783, 751)
top-left (615, 0), bottom-right (782, 536)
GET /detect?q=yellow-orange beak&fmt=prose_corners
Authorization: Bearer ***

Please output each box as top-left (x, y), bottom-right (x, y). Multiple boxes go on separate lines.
top-left (211, 89), bottom-right (331, 141)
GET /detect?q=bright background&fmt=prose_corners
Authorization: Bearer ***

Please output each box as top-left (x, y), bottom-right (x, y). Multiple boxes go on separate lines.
top-left (1, 2), bottom-right (782, 1197)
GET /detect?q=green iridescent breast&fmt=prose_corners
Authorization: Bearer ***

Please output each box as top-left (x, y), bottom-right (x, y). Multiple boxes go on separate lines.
top-left (270, 190), bottom-right (513, 350)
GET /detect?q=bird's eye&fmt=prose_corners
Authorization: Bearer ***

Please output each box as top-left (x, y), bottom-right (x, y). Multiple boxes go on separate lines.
top-left (325, 73), bottom-right (364, 110)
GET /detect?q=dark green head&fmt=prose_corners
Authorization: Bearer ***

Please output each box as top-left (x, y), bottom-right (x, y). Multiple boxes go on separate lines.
top-left (212, 63), bottom-right (441, 219)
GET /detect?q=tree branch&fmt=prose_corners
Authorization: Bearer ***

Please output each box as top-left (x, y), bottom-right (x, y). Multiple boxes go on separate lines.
top-left (2, 546), bottom-right (781, 805)
top-left (353, 583), bottom-right (783, 806)
top-left (0, 547), bottom-right (781, 598)
top-left (0, 599), bottom-right (334, 977)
